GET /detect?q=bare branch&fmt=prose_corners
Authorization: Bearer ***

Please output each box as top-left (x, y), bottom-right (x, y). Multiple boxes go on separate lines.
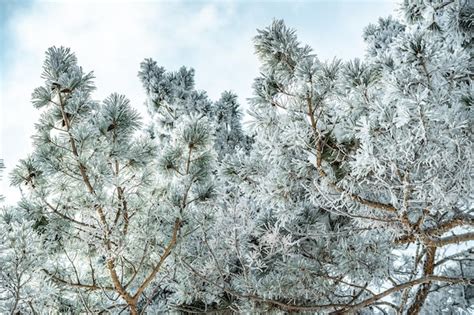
top-left (42, 269), bottom-right (114, 291)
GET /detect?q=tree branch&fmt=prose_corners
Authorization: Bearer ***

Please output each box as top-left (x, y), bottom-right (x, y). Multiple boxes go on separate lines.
top-left (42, 269), bottom-right (114, 291)
top-left (132, 218), bottom-right (181, 301)
top-left (405, 246), bottom-right (436, 315)
top-left (331, 275), bottom-right (471, 314)
top-left (396, 216), bottom-right (474, 244)
top-left (426, 232), bottom-right (474, 247)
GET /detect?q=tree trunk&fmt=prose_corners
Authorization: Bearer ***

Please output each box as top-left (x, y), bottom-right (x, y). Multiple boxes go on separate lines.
top-left (406, 246), bottom-right (437, 314)
top-left (129, 304), bottom-right (138, 315)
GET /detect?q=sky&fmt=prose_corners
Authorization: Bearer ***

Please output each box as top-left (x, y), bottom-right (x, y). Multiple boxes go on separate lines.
top-left (0, 0), bottom-right (398, 203)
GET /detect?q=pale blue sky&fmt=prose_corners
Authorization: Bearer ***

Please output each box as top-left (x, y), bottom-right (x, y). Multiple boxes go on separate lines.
top-left (0, 0), bottom-right (398, 202)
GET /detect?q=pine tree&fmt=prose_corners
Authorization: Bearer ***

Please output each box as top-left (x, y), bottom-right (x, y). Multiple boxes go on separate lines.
top-left (6, 47), bottom-right (215, 314)
top-left (0, 205), bottom-right (59, 313)
top-left (137, 58), bottom-right (220, 312)
top-left (200, 19), bottom-right (395, 312)
top-left (138, 59), bottom-right (213, 143)
top-left (183, 2), bottom-right (473, 313)
top-left (213, 91), bottom-right (252, 160)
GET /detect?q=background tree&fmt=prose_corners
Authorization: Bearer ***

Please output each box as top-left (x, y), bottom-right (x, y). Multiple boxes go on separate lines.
top-left (213, 91), bottom-right (253, 160)
top-left (136, 58), bottom-right (221, 312)
top-left (0, 206), bottom-right (61, 314)
top-left (138, 64), bottom-right (258, 312)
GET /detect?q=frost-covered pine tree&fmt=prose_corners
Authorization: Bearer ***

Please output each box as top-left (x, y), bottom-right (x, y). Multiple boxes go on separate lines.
top-left (0, 205), bottom-right (57, 313)
top-left (137, 58), bottom-right (260, 312)
top-left (2, 160), bottom-right (50, 313)
top-left (213, 91), bottom-right (252, 159)
top-left (138, 58), bottom-right (225, 311)
top-left (195, 19), bottom-right (395, 313)
top-left (6, 47), bottom-right (215, 314)
top-left (333, 1), bottom-right (473, 313)
top-left (138, 59), bottom-right (213, 143)
top-left (182, 2), bottom-right (473, 314)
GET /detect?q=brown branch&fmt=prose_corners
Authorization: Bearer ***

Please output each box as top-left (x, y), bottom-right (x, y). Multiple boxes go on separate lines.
top-left (185, 145), bottom-right (193, 174)
top-left (271, 99), bottom-right (288, 110)
top-left (433, 0), bottom-right (455, 11)
top-left (181, 174), bottom-right (196, 211)
top-left (426, 232), bottom-right (474, 247)
top-left (58, 91), bottom-right (109, 230)
top-left (116, 186), bottom-right (129, 235)
top-left (306, 95), bottom-right (322, 170)
top-left (181, 256), bottom-right (472, 314)
top-left (106, 259), bottom-right (135, 308)
top-left (124, 241), bottom-right (149, 290)
top-left (42, 198), bottom-right (95, 229)
top-left (347, 282), bottom-right (369, 305)
top-left (398, 242), bottom-right (423, 313)
top-left (42, 269), bottom-right (114, 291)
top-left (435, 247), bottom-right (474, 267)
top-left (62, 244), bottom-right (81, 285)
top-left (396, 216), bottom-right (474, 244)
top-left (405, 246), bottom-right (436, 315)
top-left (334, 186), bottom-right (397, 213)
top-left (420, 58), bottom-right (432, 86)
top-left (331, 275), bottom-right (471, 314)
top-left (132, 218), bottom-right (181, 301)
top-left (57, 88), bottom-right (135, 310)
top-left (88, 249), bottom-right (96, 286)
top-left (435, 216), bottom-right (474, 234)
